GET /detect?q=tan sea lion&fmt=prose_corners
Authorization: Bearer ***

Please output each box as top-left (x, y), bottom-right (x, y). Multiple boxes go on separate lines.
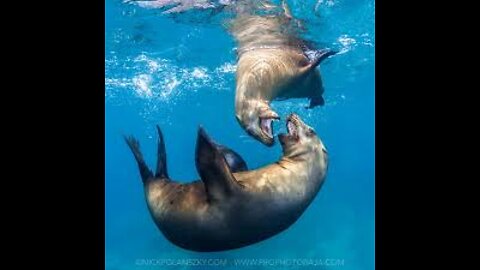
top-left (230, 1), bottom-right (336, 146)
top-left (127, 0), bottom-right (336, 146)
top-left (125, 113), bottom-right (328, 252)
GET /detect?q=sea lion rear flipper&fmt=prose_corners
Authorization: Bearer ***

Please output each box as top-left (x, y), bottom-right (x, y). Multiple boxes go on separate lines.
top-left (300, 49), bottom-right (338, 74)
top-left (124, 135), bottom-right (154, 183)
top-left (195, 127), bottom-right (243, 202)
top-left (155, 125), bottom-right (169, 178)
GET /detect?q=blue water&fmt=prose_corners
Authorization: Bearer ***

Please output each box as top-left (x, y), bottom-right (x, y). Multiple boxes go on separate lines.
top-left (105, 0), bottom-right (375, 269)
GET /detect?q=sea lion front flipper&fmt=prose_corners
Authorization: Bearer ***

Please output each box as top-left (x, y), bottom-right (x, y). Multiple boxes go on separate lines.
top-left (282, 0), bottom-right (293, 19)
top-left (155, 125), bottom-right (169, 179)
top-left (217, 145), bottom-right (248, 173)
top-left (308, 95), bottom-right (325, 108)
top-left (300, 49), bottom-right (338, 74)
top-left (195, 127), bottom-right (243, 202)
top-left (124, 135), bottom-right (154, 183)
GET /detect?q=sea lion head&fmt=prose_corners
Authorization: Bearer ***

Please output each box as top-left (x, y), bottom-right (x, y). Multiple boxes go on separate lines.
top-left (278, 113), bottom-right (327, 160)
top-left (235, 100), bottom-right (280, 147)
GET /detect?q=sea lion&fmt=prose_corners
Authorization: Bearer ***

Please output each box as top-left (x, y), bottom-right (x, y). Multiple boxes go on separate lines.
top-left (230, 1), bottom-right (336, 146)
top-left (125, 113), bottom-right (328, 251)
top-left (127, 0), bottom-right (336, 146)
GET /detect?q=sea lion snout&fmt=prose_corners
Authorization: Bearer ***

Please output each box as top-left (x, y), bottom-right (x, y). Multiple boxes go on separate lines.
top-left (236, 101), bottom-right (280, 146)
top-left (279, 113), bottom-right (326, 159)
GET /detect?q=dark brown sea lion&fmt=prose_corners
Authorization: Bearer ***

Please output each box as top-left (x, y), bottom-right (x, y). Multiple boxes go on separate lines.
top-left (125, 113), bottom-right (328, 251)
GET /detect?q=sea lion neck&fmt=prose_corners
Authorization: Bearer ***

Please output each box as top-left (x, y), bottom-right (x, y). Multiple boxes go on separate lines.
top-left (235, 78), bottom-right (271, 101)
top-left (278, 153), bottom-right (308, 165)
top-left (280, 143), bottom-right (324, 164)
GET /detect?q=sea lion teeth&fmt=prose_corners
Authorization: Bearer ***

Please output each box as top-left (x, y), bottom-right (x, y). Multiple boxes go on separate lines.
top-left (261, 118), bottom-right (273, 138)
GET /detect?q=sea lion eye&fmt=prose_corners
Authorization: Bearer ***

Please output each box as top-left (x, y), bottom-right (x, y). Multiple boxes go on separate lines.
top-left (306, 128), bottom-right (316, 137)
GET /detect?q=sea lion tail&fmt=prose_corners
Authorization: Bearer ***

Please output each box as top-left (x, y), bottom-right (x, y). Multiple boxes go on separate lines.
top-left (155, 125), bottom-right (169, 179)
top-left (124, 135), bottom-right (154, 183)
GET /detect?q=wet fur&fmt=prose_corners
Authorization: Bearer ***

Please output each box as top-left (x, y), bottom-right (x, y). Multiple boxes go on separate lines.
top-left (126, 119), bottom-right (327, 252)
top-left (231, 8), bottom-right (327, 107)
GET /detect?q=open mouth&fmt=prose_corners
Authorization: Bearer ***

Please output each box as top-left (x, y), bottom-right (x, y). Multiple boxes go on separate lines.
top-left (260, 117), bottom-right (279, 139)
top-left (286, 115), bottom-right (299, 139)
top-left (278, 114), bottom-right (301, 144)
top-left (287, 119), bottom-right (298, 137)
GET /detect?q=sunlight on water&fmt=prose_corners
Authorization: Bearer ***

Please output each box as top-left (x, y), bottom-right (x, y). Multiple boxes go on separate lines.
top-left (105, 52), bottom-right (237, 101)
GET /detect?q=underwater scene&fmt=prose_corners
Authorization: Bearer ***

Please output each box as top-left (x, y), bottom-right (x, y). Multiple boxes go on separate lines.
top-left (105, 0), bottom-right (374, 269)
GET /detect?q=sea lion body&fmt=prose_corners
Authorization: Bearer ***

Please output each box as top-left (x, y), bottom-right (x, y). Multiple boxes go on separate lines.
top-left (235, 47), bottom-right (325, 103)
top-left (126, 114), bottom-right (328, 251)
top-left (231, 5), bottom-right (336, 146)
top-left (145, 154), bottom-right (325, 251)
